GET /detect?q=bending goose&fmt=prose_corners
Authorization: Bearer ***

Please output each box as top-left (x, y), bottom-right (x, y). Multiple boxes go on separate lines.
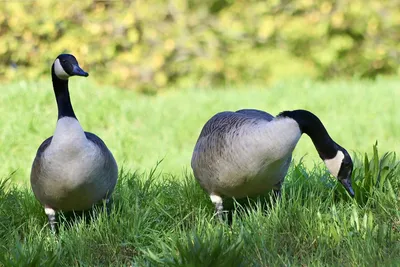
top-left (191, 109), bottom-right (354, 216)
top-left (30, 54), bottom-right (118, 231)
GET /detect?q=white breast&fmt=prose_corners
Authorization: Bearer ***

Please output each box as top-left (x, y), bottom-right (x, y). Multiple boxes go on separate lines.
top-left (49, 117), bottom-right (87, 152)
top-left (43, 117), bottom-right (103, 187)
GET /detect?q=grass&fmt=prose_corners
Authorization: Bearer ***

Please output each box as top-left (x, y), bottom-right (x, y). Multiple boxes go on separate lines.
top-left (0, 77), bottom-right (399, 185)
top-left (0, 77), bottom-right (399, 265)
top-left (0, 145), bottom-right (399, 266)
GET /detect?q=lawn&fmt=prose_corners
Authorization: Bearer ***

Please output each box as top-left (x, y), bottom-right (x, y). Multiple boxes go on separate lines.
top-left (0, 77), bottom-right (399, 266)
top-left (1, 77), bottom-right (399, 185)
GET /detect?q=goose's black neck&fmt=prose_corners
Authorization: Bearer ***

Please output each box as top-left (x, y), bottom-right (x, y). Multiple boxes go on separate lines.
top-left (278, 110), bottom-right (338, 160)
top-left (52, 66), bottom-right (77, 120)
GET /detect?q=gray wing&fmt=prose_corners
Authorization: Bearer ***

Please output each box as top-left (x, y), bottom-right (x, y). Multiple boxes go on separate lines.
top-left (197, 111), bottom-right (241, 139)
top-left (31, 136), bottom-right (53, 185)
top-left (35, 136), bottom-right (53, 157)
top-left (235, 109), bottom-right (274, 121)
top-left (197, 109), bottom-right (274, 139)
top-left (85, 132), bottom-right (111, 156)
top-left (85, 132), bottom-right (118, 197)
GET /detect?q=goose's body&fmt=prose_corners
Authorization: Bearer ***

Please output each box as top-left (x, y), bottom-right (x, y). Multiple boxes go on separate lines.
top-left (31, 118), bottom-right (117, 211)
top-left (191, 109), bottom-right (354, 215)
top-left (192, 110), bottom-right (300, 198)
top-left (30, 54), bottom-right (118, 231)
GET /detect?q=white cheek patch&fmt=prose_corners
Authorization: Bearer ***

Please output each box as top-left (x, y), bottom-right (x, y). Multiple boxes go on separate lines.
top-left (54, 58), bottom-right (70, 80)
top-left (324, 150), bottom-right (345, 178)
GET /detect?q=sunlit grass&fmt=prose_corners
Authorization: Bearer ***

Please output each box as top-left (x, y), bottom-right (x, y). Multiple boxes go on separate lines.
top-left (0, 145), bottom-right (399, 266)
top-left (0, 77), bottom-right (399, 185)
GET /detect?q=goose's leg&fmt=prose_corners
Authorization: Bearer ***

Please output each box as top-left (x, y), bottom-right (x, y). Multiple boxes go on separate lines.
top-left (105, 198), bottom-right (113, 216)
top-left (44, 206), bottom-right (57, 233)
top-left (272, 181), bottom-right (282, 203)
top-left (272, 189), bottom-right (281, 201)
top-left (210, 194), bottom-right (224, 221)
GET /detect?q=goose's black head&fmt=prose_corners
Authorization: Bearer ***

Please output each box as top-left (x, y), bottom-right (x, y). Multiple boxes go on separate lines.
top-left (52, 54), bottom-right (89, 80)
top-left (324, 146), bottom-right (354, 197)
top-left (278, 109), bottom-right (355, 197)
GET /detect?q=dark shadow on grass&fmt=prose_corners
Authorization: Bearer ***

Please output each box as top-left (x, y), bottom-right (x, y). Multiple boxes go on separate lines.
top-left (220, 192), bottom-right (278, 224)
top-left (52, 201), bottom-right (111, 233)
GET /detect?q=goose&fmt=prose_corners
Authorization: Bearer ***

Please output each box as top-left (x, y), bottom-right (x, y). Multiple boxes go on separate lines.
top-left (191, 109), bottom-right (354, 217)
top-left (30, 54), bottom-right (118, 232)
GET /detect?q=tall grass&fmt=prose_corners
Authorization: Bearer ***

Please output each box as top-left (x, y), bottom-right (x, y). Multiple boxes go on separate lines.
top-left (0, 144), bottom-right (399, 266)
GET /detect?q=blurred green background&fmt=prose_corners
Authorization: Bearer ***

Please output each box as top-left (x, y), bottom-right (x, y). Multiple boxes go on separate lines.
top-left (1, 0), bottom-right (399, 92)
top-left (0, 1), bottom-right (399, 184)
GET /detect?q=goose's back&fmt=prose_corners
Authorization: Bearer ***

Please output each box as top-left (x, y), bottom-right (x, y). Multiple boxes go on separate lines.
top-left (30, 132), bottom-right (118, 211)
top-left (191, 109), bottom-right (301, 198)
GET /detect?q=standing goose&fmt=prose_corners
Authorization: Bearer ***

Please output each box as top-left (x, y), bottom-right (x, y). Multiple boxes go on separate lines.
top-left (31, 54), bottom-right (118, 232)
top-left (191, 109), bottom-right (354, 216)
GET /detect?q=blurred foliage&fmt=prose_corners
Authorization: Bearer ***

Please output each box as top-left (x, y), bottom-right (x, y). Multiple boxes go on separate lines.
top-left (0, 0), bottom-right (399, 92)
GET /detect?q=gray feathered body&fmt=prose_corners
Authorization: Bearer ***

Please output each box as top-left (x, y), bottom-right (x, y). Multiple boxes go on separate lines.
top-left (191, 109), bottom-right (302, 198)
top-left (31, 117), bottom-right (118, 211)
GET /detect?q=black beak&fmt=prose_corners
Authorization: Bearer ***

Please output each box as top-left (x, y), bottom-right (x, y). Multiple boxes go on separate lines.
top-left (71, 65), bottom-right (89, 77)
top-left (340, 178), bottom-right (355, 197)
